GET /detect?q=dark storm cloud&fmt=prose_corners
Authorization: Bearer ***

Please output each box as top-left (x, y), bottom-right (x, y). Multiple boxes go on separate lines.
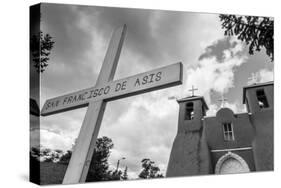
top-left (76, 5), bottom-right (194, 66)
top-left (41, 3), bottom-right (100, 92)
top-left (42, 4), bottom-right (92, 68)
top-left (198, 37), bottom-right (238, 62)
top-left (41, 3), bottom-right (197, 95)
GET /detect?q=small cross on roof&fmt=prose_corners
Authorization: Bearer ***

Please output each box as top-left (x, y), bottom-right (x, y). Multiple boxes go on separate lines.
top-left (218, 94), bottom-right (228, 108)
top-left (188, 85), bottom-right (198, 96)
top-left (248, 73), bottom-right (258, 85)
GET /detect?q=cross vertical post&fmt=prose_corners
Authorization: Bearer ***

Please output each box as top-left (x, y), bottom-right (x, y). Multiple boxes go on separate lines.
top-left (62, 25), bottom-right (127, 184)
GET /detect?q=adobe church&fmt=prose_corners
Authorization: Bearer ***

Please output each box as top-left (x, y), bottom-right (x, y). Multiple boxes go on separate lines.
top-left (166, 81), bottom-right (273, 176)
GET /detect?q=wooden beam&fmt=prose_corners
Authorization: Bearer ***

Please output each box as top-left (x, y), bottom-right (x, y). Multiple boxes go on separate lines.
top-left (41, 63), bottom-right (183, 116)
top-left (62, 101), bottom-right (106, 183)
top-left (62, 25), bottom-right (126, 184)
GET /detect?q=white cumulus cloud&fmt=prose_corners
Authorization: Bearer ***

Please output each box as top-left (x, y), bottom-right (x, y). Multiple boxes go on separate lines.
top-left (185, 37), bottom-right (248, 104)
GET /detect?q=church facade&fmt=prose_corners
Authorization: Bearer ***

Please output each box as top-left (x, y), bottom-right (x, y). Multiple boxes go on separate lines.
top-left (166, 81), bottom-right (273, 176)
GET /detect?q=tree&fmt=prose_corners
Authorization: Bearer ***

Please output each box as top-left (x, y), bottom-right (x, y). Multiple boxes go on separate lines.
top-left (106, 169), bottom-right (123, 181)
top-left (31, 145), bottom-right (62, 162)
top-left (219, 14), bottom-right (274, 62)
top-left (30, 31), bottom-right (55, 73)
top-left (106, 166), bottom-right (129, 181)
top-left (58, 136), bottom-right (115, 181)
top-left (85, 136), bottom-right (114, 182)
top-left (122, 166), bottom-right (128, 180)
top-left (58, 150), bottom-right (72, 164)
top-left (31, 136), bottom-right (122, 182)
top-left (30, 147), bottom-right (40, 184)
top-left (138, 158), bottom-right (164, 179)
top-left (30, 146), bottom-right (41, 160)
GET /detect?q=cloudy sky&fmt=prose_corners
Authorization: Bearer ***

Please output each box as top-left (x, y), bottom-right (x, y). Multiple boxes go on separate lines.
top-left (31, 3), bottom-right (273, 178)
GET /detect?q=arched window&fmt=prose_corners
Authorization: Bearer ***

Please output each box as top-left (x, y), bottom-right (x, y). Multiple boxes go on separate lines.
top-left (185, 102), bottom-right (194, 120)
top-left (215, 152), bottom-right (250, 174)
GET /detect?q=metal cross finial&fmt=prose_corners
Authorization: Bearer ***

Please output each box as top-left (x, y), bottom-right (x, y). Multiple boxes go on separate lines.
top-left (188, 85), bottom-right (198, 96)
top-left (248, 73), bottom-right (258, 85)
top-left (218, 94), bottom-right (228, 108)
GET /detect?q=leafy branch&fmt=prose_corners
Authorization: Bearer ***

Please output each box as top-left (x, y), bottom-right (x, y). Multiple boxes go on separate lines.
top-left (30, 31), bottom-right (55, 73)
top-left (219, 14), bottom-right (273, 62)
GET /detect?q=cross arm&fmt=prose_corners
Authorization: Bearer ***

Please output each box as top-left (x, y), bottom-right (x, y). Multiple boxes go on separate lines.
top-left (41, 62), bottom-right (183, 116)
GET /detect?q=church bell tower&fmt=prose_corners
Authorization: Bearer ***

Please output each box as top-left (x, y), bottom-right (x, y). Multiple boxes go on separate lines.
top-left (166, 95), bottom-right (211, 177)
top-left (243, 81), bottom-right (274, 171)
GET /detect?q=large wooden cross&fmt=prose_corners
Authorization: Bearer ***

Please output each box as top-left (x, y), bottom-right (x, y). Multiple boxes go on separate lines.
top-left (41, 25), bottom-right (183, 184)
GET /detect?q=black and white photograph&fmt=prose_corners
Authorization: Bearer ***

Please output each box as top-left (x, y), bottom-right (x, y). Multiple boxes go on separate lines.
top-left (28, 1), bottom-right (274, 186)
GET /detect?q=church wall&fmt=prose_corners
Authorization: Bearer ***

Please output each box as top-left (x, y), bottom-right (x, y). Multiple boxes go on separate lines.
top-left (204, 113), bottom-right (254, 151)
top-left (250, 110), bottom-right (274, 171)
top-left (166, 132), bottom-right (202, 177)
top-left (245, 83), bottom-right (273, 171)
top-left (166, 99), bottom-right (210, 177)
top-left (199, 124), bottom-right (213, 174)
top-left (204, 110), bottom-right (255, 173)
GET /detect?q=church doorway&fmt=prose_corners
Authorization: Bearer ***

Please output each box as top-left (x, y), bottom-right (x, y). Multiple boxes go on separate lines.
top-left (215, 152), bottom-right (250, 174)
